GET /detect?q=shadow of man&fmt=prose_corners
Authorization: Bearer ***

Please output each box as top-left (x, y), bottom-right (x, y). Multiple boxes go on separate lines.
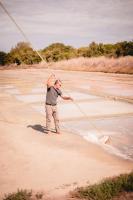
top-left (27, 124), bottom-right (48, 134)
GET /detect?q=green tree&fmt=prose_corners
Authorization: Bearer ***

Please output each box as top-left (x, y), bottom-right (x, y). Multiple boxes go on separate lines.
top-left (103, 44), bottom-right (116, 57)
top-left (41, 43), bottom-right (77, 62)
top-left (1, 40), bottom-right (133, 66)
top-left (0, 51), bottom-right (7, 65)
top-left (7, 42), bottom-right (41, 65)
top-left (88, 42), bottom-right (104, 57)
top-left (115, 41), bottom-right (133, 57)
top-left (77, 47), bottom-right (89, 57)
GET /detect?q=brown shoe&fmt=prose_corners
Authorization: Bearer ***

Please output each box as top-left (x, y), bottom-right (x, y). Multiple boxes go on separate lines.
top-left (56, 132), bottom-right (61, 134)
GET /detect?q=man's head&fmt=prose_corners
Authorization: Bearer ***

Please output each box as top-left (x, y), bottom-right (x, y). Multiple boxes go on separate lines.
top-left (54, 79), bottom-right (62, 89)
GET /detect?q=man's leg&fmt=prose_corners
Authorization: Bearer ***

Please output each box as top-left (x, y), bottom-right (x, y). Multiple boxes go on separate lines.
top-left (45, 105), bottom-right (52, 133)
top-left (52, 106), bottom-right (60, 134)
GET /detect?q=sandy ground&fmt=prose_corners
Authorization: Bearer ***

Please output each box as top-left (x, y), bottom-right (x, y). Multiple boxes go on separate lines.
top-left (0, 69), bottom-right (133, 199)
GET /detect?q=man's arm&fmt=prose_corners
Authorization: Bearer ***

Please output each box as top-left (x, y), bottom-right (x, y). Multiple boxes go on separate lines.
top-left (61, 96), bottom-right (73, 101)
top-left (47, 74), bottom-right (56, 88)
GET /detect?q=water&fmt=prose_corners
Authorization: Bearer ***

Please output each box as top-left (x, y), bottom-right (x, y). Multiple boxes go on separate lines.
top-left (62, 91), bottom-right (100, 100)
top-left (61, 117), bottom-right (133, 160)
top-left (2, 84), bottom-right (133, 161)
top-left (103, 85), bottom-right (133, 98)
top-left (31, 104), bottom-right (133, 160)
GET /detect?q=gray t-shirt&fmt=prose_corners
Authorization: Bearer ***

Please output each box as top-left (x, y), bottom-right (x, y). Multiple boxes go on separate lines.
top-left (45, 86), bottom-right (62, 105)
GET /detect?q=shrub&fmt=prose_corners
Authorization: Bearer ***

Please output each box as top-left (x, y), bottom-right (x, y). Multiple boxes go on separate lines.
top-left (72, 171), bottom-right (133, 200)
top-left (3, 189), bottom-right (32, 200)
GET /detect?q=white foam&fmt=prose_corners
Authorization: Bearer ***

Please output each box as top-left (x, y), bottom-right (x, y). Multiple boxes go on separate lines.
top-left (83, 132), bottom-right (132, 160)
top-left (83, 132), bottom-right (109, 145)
top-left (83, 133), bottom-right (99, 144)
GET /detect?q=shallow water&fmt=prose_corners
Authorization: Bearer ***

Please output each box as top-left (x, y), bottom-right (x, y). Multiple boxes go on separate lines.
top-left (57, 100), bottom-right (133, 121)
top-left (31, 103), bottom-right (133, 160)
top-left (63, 91), bottom-right (100, 100)
top-left (61, 117), bottom-right (133, 160)
top-left (1, 84), bottom-right (133, 161)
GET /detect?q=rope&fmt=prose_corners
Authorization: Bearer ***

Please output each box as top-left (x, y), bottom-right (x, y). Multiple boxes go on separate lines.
top-left (0, 0), bottom-right (45, 62)
top-left (0, 0), bottom-right (105, 137)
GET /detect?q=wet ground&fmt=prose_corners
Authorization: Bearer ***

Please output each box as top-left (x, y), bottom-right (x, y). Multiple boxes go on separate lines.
top-left (0, 69), bottom-right (133, 160)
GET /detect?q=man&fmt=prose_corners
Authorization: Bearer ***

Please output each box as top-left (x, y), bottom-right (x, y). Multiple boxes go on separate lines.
top-left (45, 74), bottom-right (73, 134)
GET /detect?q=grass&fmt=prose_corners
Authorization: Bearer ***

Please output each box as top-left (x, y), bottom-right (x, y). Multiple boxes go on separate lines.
top-left (50, 56), bottom-right (133, 74)
top-left (3, 190), bottom-right (32, 200)
top-left (3, 190), bottom-right (44, 200)
top-left (71, 171), bottom-right (133, 200)
top-left (1, 56), bottom-right (133, 74)
top-left (3, 172), bottom-right (133, 200)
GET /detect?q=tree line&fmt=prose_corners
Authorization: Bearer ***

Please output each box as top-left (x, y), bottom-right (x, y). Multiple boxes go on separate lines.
top-left (0, 41), bottom-right (133, 65)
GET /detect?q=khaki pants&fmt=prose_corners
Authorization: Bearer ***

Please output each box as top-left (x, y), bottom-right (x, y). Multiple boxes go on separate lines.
top-left (45, 104), bottom-right (60, 132)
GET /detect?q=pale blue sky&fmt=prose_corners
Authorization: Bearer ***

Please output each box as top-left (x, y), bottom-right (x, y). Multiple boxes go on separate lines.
top-left (0, 0), bottom-right (133, 52)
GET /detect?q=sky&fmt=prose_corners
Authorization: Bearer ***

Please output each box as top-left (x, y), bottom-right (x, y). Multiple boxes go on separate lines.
top-left (0, 0), bottom-right (133, 52)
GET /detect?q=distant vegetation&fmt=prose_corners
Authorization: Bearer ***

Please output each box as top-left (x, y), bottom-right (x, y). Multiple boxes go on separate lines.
top-left (0, 40), bottom-right (133, 66)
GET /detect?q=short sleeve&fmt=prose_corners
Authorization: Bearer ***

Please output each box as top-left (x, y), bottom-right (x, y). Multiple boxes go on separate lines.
top-left (47, 86), bottom-right (51, 91)
top-left (57, 89), bottom-right (62, 96)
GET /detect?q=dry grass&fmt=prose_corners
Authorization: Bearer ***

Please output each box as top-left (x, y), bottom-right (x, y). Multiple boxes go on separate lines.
top-left (48, 56), bottom-right (133, 74)
top-left (1, 56), bottom-right (133, 74)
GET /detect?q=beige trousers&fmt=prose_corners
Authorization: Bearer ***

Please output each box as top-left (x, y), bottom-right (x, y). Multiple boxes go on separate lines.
top-left (45, 105), bottom-right (60, 132)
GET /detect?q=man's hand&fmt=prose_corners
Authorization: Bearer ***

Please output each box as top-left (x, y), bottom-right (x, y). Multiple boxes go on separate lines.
top-left (47, 73), bottom-right (56, 87)
top-left (61, 96), bottom-right (74, 101)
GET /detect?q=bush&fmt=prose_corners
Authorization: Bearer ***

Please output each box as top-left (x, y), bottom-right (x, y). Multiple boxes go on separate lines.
top-left (3, 189), bottom-right (44, 200)
top-left (3, 189), bottom-right (32, 200)
top-left (72, 171), bottom-right (133, 200)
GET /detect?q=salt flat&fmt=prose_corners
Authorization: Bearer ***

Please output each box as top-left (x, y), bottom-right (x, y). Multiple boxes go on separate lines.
top-left (0, 69), bottom-right (133, 199)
